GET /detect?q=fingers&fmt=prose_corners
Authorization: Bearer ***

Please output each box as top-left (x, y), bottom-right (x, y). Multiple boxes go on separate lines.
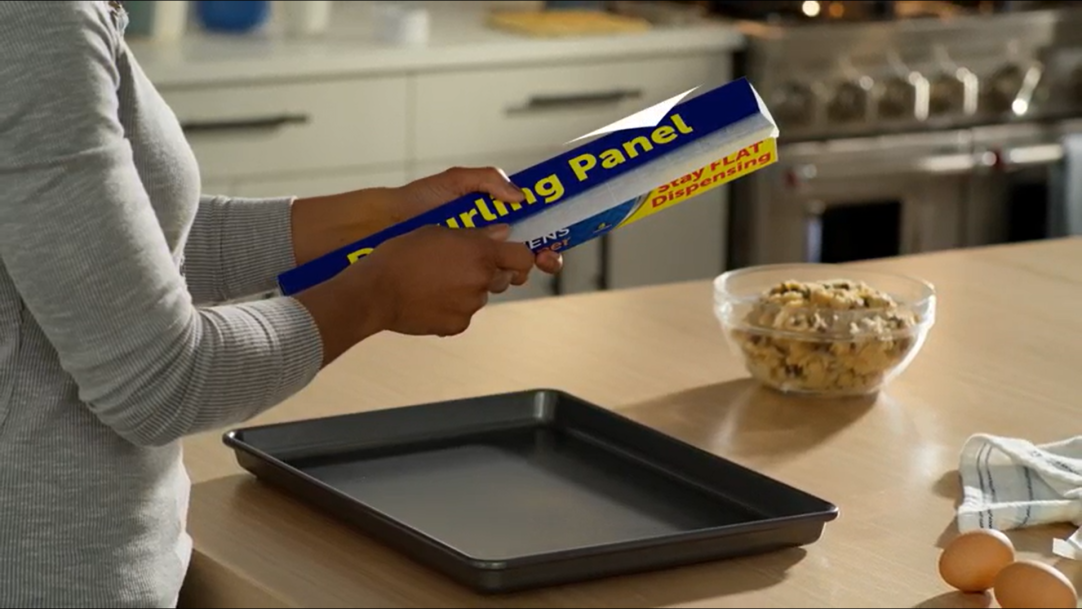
top-left (445, 166), bottom-right (525, 204)
top-left (437, 315), bottom-right (473, 338)
top-left (439, 289), bottom-right (488, 337)
top-left (482, 224), bottom-right (528, 286)
top-left (489, 270), bottom-right (513, 294)
top-left (535, 250), bottom-right (563, 275)
top-left (492, 241), bottom-right (535, 286)
top-left (483, 223), bottom-right (511, 242)
top-left (482, 227), bottom-right (562, 284)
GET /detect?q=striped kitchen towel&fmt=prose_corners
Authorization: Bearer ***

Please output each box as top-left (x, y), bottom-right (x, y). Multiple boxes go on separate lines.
top-left (958, 433), bottom-right (1082, 559)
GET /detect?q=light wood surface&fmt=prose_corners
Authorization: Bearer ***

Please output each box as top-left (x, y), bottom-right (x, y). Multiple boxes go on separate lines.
top-left (179, 238), bottom-right (1082, 608)
top-left (486, 11), bottom-right (652, 38)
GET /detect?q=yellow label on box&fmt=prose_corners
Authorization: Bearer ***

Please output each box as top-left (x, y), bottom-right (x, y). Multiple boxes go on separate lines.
top-left (619, 138), bottom-right (778, 229)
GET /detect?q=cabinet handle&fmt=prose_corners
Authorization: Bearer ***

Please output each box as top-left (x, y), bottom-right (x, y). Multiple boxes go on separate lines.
top-left (180, 114), bottom-right (310, 134)
top-left (506, 89), bottom-right (643, 115)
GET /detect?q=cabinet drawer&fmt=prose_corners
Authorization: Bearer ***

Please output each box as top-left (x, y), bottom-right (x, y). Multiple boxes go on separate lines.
top-left (160, 77), bottom-right (408, 181)
top-left (409, 151), bottom-right (549, 181)
top-left (232, 167), bottom-right (410, 200)
top-left (608, 186), bottom-right (728, 289)
top-left (201, 179), bottom-right (234, 198)
top-left (412, 54), bottom-right (721, 162)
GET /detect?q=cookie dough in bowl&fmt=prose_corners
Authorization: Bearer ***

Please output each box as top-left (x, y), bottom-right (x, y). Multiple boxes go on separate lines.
top-left (713, 265), bottom-right (936, 397)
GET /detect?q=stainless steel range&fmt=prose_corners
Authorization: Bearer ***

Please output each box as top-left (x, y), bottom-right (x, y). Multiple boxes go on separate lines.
top-left (728, 6), bottom-right (1082, 267)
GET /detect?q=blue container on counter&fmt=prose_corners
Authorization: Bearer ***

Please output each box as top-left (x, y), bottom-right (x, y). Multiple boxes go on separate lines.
top-left (196, 0), bottom-right (270, 33)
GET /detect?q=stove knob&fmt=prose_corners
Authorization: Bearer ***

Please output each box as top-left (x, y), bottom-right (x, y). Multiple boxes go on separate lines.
top-left (827, 80), bottom-right (869, 123)
top-left (878, 75), bottom-right (918, 120)
top-left (770, 82), bottom-right (815, 128)
top-left (928, 72), bottom-right (966, 116)
top-left (983, 63), bottom-right (1025, 115)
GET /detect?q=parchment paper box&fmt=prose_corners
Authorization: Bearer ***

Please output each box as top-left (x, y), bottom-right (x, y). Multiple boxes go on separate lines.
top-left (277, 77), bottom-right (779, 296)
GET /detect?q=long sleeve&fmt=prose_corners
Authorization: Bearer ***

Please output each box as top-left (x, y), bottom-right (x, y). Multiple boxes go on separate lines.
top-left (184, 194), bottom-right (299, 304)
top-left (0, 1), bottom-right (324, 447)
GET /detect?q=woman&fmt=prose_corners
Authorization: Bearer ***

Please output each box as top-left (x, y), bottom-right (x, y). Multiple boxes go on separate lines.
top-left (0, 2), bottom-right (562, 607)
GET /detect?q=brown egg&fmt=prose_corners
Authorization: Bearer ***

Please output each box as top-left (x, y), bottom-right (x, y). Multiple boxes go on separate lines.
top-left (938, 529), bottom-right (1016, 593)
top-left (993, 560), bottom-right (1077, 609)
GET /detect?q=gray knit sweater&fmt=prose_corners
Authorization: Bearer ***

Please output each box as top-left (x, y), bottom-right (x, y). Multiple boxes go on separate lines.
top-left (0, 2), bottom-right (326, 606)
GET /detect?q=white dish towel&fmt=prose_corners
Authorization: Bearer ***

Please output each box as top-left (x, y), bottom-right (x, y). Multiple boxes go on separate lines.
top-left (958, 433), bottom-right (1082, 559)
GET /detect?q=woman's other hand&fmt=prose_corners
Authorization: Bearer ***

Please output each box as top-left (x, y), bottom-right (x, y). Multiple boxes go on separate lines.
top-left (290, 166), bottom-right (563, 276)
top-left (390, 167), bottom-right (564, 276)
top-left (359, 223), bottom-right (532, 336)
top-left (294, 222), bottom-right (535, 365)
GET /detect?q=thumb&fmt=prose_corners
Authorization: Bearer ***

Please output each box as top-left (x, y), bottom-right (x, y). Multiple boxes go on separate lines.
top-left (484, 224), bottom-right (511, 241)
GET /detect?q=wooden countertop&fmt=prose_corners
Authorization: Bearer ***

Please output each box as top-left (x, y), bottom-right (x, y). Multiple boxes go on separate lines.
top-left (179, 238), bottom-right (1082, 608)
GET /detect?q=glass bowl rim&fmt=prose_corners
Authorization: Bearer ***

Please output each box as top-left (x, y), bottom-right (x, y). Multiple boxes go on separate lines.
top-left (713, 263), bottom-right (937, 311)
top-left (713, 263), bottom-right (938, 341)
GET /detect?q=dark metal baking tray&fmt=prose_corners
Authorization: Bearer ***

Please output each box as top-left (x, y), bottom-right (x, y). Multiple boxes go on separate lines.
top-left (223, 389), bottom-right (839, 594)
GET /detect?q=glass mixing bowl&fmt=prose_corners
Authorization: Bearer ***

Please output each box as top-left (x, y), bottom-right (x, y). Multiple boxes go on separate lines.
top-left (714, 264), bottom-right (937, 397)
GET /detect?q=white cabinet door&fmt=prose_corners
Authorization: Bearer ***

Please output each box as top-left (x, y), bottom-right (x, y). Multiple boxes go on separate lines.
top-left (232, 167), bottom-right (410, 199)
top-left (161, 76), bottom-right (409, 182)
top-left (607, 187), bottom-right (728, 290)
top-left (412, 55), bottom-right (720, 163)
top-left (603, 57), bottom-right (734, 291)
top-left (201, 179), bottom-right (234, 198)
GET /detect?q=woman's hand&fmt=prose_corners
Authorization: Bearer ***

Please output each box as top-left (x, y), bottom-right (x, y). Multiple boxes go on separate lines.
top-left (290, 166), bottom-right (563, 276)
top-left (294, 222), bottom-right (536, 365)
top-left (359, 223), bottom-right (533, 336)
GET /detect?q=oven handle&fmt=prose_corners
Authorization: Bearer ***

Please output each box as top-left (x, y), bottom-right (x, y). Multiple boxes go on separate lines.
top-left (1000, 143), bottom-right (1064, 167)
top-left (916, 153), bottom-right (984, 175)
top-left (792, 153), bottom-right (985, 181)
top-left (924, 144), bottom-right (1064, 173)
top-left (794, 144), bottom-right (1064, 182)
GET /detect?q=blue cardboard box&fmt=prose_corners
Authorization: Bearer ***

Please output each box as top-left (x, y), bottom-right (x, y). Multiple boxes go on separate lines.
top-left (277, 76), bottom-right (779, 296)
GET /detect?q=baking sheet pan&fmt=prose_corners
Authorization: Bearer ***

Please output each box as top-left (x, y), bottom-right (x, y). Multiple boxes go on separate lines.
top-left (223, 389), bottom-right (839, 593)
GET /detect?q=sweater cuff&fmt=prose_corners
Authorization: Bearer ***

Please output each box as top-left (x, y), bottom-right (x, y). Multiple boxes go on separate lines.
top-left (244, 295), bottom-right (324, 404)
top-left (217, 196), bottom-right (298, 300)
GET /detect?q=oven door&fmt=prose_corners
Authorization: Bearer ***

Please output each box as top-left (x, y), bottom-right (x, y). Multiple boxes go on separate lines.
top-left (968, 122), bottom-right (1075, 245)
top-left (738, 132), bottom-right (977, 266)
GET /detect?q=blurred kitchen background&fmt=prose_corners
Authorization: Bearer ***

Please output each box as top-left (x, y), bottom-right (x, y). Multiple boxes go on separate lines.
top-left (126, 0), bottom-right (1082, 301)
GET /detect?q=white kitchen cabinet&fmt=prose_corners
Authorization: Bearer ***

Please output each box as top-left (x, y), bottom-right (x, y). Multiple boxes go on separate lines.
top-left (604, 55), bottom-right (733, 290)
top-left (201, 179), bottom-right (235, 197)
top-left (162, 76), bottom-right (409, 182)
top-left (412, 55), bottom-right (718, 163)
top-left (608, 186), bottom-right (728, 290)
top-left (231, 168), bottom-right (410, 199)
